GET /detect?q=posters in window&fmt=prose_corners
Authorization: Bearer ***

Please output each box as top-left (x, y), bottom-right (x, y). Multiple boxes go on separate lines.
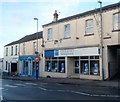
top-left (94, 63), bottom-right (98, 75)
top-left (54, 63), bottom-right (58, 72)
top-left (48, 63), bottom-right (51, 71)
top-left (84, 63), bottom-right (89, 74)
top-left (61, 63), bottom-right (65, 72)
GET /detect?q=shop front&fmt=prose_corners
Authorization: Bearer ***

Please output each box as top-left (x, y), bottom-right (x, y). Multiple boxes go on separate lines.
top-left (44, 47), bottom-right (102, 80)
top-left (19, 55), bottom-right (40, 77)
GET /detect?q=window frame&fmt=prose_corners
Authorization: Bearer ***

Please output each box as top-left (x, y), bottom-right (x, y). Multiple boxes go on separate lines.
top-left (113, 12), bottom-right (120, 31)
top-left (47, 28), bottom-right (53, 41)
top-left (15, 45), bottom-right (18, 56)
top-left (23, 43), bottom-right (25, 55)
top-left (33, 41), bottom-right (37, 53)
top-left (64, 24), bottom-right (71, 38)
top-left (11, 46), bottom-right (13, 56)
top-left (6, 47), bottom-right (8, 56)
top-left (85, 19), bottom-right (94, 35)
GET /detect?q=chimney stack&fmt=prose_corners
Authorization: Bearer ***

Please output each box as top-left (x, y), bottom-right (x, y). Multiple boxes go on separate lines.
top-left (53, 10), bottom-right (58, 22)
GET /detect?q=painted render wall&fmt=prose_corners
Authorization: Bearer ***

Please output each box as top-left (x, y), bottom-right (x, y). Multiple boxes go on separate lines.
top-left (19, 39), bottom-right (43, 76)
top-left (43, 6), bottom-right (119, 80)
top-left (3, 44), bottom-right (19, 73)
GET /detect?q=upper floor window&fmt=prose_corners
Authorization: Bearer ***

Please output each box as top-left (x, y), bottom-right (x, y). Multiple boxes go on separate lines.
top-left (64, 24), bottom-right (70, 38)
top-left (11, 46), bottom-right (13, 56)
top-left (113, 13), bottom-right (120, 31)
top-left (33, 42), bottom-right (37, 52)
top-left (15, 45), bottom-right (17, 56)
top-left (85, 19), bottom-right (93, 35)
top-left (47, 28), bottom-right (53, 40)
top-left (6, 47), bottom-right (8, 56)
top-left (23, 43), bottom-right (25, 55)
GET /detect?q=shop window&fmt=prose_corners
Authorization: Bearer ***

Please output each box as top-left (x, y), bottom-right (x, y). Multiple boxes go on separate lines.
top-left (45, 57), bottom-right (65, 73)
top-left (75, 61), bottom-right (79, 74)
top-left (80, 56), bottom-right (88, 59)
top-left (75, 56), bottom-right (100, 75)
top-left (80, 60), bottom-right (89, 75)
top-left (95, 56), bottom-right (99, 59)
top-left (90, 56), bottom-right (94, 59)
top-left (23, 61), bottom-right (28, 73)
top-left (59, 61), bottom-right (65, 73)
top-left (32, 62), bottom-right (36, 73)
top-left (45, 61), bottom-right (51, 72)
top-left (52, 61), bottom-right (58, 72)
top-left (90, 60), bottom-right (99, 75)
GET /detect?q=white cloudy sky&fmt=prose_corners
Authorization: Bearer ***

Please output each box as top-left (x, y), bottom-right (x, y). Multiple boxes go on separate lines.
top-left (0, 0), bottom-right (119, 58)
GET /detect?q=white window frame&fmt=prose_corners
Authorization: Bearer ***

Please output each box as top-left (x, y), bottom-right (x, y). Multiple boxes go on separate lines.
top-left (113, 13), bottom-right (120, 30)
top-left (85, 19), bottom-right (94, 35)
top-left (33, 41), bottom-right (37, 53)
top-left (11, 46), bottom-right (13, 56)
top-left (64, 24), bottom-right (71, 38)
top-left (23, 43), bottom-right (25, 55)
top-left (6, 47), bottom-right (8, 56)
top-left (15, 45), bottom-right (17, 56)
top-left (47, 28), bottom-right (53, 40)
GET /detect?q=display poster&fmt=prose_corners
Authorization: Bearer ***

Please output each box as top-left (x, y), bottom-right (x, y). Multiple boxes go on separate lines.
top-left (48, 63), bottom-right (51, 71)
top-left (94, 63), bottom-right (98, 75)
top-left (61, 63), bottom-right (65, 72)
top-left (54, 63), bottom-right (58, 71)
top-left (84, 63), bottom-right (89, 74)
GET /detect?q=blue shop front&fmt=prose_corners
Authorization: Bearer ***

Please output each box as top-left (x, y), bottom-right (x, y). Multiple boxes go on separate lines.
top-left (19, 55), bottom-right (40, 77)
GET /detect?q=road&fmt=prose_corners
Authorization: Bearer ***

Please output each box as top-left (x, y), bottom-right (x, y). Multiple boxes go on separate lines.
top-left (0, 79), bottom-right (119, 101)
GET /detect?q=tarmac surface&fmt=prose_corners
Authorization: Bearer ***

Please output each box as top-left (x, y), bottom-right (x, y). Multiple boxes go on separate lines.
top-left (2, 76), bottom-right (120, 89)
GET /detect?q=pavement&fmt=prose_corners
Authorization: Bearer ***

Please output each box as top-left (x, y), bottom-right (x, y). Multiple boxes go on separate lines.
top-left (2, 75), bottom-right (120, 89)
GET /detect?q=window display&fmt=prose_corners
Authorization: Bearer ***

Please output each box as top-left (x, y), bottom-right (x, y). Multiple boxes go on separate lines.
top-left (60, 63), bottom-right (65, 73)
top-left (45, 57), bottom-right (65, 73)
top-left (75, 56), bottom-right (100, 75)
top-left (84, 63), bottom-right (89, 74)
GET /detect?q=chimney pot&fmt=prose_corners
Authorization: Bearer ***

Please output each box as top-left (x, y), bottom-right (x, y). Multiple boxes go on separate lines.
top-left (53, 10), bottom-right (58, 22)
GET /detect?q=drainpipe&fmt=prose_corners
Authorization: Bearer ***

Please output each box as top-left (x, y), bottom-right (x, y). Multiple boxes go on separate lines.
top-left (98, 1), bottom-right (104, 80)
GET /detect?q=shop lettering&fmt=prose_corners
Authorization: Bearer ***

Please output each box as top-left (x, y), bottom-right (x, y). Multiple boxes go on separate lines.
top-left (60, 50), bottom-right (74, 56)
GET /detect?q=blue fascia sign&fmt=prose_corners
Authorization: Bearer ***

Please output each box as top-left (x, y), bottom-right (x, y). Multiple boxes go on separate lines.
top-left (19, 55), bottom-right (40, 60)
top-left (45, 50), bottom-right (59, 57)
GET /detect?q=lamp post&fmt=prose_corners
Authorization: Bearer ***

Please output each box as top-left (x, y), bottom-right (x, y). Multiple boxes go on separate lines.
top-left (34, 17), bottom-right (39, 79)
top-left (98, 1), bottom-right (104, 80)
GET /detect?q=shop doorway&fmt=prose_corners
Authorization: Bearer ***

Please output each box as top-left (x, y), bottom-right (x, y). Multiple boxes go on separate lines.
top-left (11, 63), bottom-right (17, 76)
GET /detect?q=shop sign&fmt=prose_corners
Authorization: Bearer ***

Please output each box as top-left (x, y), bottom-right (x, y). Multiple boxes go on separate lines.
top-left (59, 49), bottom-right (74, 56)
top-left (56, 47), bottom-right (99, 57)
top-left (34, 57), bottom-right (41, 62)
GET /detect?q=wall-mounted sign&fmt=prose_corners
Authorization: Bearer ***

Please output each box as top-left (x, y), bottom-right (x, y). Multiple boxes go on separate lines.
top-left (54, 47), bottom-right (99, 57)
top-left (34, 57), bottom-right (41, 62)
top-left (45, 47), bottom-right (99, 57)
top-left (59, 49), bottom-right (74, 56)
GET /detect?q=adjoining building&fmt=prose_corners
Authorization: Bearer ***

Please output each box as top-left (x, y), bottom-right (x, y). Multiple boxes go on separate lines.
top-left (19, 31), bottom-right (43, 77)
top-left (42, 3), bottom-right (120, 80)
top-left (3, 41), bottom-right (19, 76)
top-left (3, 31), bottom-right (43, 77)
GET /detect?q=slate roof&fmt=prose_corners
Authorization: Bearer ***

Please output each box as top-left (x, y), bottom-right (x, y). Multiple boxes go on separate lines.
top-left (43, 2), bottom-right (120, 27)
top-left (5, 31), bottom-right (43, 47)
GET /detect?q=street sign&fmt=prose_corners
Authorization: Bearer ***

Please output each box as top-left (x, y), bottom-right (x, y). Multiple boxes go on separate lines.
top-left (34, 57), bottom-right (41, 62)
